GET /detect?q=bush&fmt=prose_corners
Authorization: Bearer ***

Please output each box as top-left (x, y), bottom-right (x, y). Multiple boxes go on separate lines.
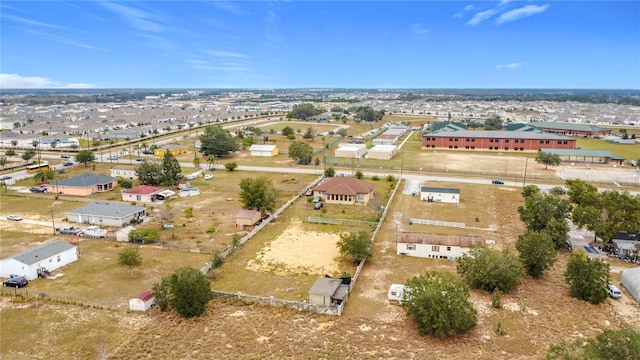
top-left (549, 186), bottom-right (567, 195)
top-left (212, 252), bottom-right (224, 268)
top-left (371, 175), bottom-right (380, 181)
top-left (386, 174), bottom-right (395, 182)
top-left (354, 170), bottom-right (363, 179)
top-left (225, 162), bottom-right (238, 171)
top-left (206, 226), bottom-right (216, 233)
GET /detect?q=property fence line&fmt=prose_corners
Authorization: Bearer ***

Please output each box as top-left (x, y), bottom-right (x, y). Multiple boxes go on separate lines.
top-left (306, 217), bottom-right (378, 227)
top-left (0, 288), bottom-right (122, 310)
top-left (210, 290), bottom-right (345, 316)
top-left (408, 218), bottom-right (496, 231)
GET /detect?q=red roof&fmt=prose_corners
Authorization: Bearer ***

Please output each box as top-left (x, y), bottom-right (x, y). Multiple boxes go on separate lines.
top-left (135, 290), bottom-right (154, 301)
top-left (314, 177), bottom-right (374, 196)
top-left (124, 185), bottom-right (163, 195)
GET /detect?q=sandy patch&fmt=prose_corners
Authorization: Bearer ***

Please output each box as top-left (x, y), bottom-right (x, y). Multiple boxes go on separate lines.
top-left (246, 220), bottom-right (341, 276)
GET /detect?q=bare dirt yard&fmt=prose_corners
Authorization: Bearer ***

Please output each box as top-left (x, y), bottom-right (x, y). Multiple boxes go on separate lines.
top-left (246, 219), bottom-right (342, 276)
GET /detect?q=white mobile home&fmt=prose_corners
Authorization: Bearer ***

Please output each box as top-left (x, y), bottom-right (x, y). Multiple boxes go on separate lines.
top-left (420, 186), bottom-right (460, 204)
top-left (387, 284), bottom-right (406, 303)
top-left (396, 232), bottom-right (483, 261)
top-left (0, 240), bottom-right (78, 280)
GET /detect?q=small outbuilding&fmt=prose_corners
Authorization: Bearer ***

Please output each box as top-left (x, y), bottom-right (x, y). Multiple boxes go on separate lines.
top-left (235, 209), bottom-right (261, 230)
top-left (366, 145), bottom-right (397, 160)
top-left (129, 290), bottom-right (156, 311)
top-left (249, 144), bottom-right (279, 157)
top-left (308, 277), bottom-right (349, 307)
top-left (621, 267), bottom-right (640, 302)
top-left (116, 226), bottom-right (135, 242)
top-left (387, 284), bottom-right (406, 303)
top-left (334, 143), bottom-right (367, 158)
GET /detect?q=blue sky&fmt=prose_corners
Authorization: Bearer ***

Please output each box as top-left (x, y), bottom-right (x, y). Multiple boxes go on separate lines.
top-left (1, 1), bottom-right (639, 89)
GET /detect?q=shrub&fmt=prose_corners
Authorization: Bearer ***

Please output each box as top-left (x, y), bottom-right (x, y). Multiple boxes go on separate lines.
top-left (206, 226), bottom-right (216, 233)
top-left (371, 175), bottom-right (380, 181)
top-left (212, 252), bottom-right (225, 268)
top-left (385, 174), bottom-right (395, 182)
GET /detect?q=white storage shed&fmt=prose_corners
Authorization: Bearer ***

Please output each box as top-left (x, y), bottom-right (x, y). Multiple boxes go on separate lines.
top-left (129, 290), bottom-right (156, 311)
top-left (387, 284), bottom-right (406, 303)
top-left (621, 267), bottom-right (640, 302)
top-left (334, 143), bottom-right (367, 158)
top-left (366, 145), bottom-right (398, 160)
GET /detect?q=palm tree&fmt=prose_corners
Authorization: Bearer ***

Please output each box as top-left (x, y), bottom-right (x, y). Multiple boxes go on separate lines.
top-left (34, 169), bottom-right (56, 184)
top-left (206, 154), bottom-right (217, 169)
top-left (193, 156), bottom-right (201, 169)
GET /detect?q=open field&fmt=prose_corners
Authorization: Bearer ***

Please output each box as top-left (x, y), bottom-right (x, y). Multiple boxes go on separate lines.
top-left (576, 137), bottom-right (640, 161)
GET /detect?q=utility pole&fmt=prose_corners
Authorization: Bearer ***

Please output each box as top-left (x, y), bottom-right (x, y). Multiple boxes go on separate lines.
top-left (522, 157), bottom-right (529, 188)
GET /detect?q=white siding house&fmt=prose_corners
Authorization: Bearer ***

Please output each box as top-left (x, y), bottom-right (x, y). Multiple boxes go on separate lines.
top-left (0, 240), bottom-right (78, 280)
top-left (420, 186), bottom-right (460, 204)
top-left (396, 232), bottom-right (483, 261)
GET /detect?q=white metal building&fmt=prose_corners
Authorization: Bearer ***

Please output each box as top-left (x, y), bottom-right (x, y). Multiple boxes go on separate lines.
top-left (249, 144), bottom-right (278, 157)
top-left (334, 143), bottom-right (367, 158)
top-left (420, 186), bottom-right (460, 204)
top-left (366, 145), bottom-right (398, 160)
top-left (129, 290), bottom-right (156, 311)
top-left (621, 267), bottom-right (640, 302)
top-left (0, 240), bottom-right (78, 280)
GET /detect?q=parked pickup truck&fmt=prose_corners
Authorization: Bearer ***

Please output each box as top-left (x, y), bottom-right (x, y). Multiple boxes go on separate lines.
top-left (82, 226), bottom-right (107, 238)
top-left (56, 226), bottom-right (83, 236)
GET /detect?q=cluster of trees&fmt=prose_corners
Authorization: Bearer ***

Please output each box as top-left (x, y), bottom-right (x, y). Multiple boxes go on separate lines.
top-left (136, 152), bottom-right (182, 186)
top-left (351, 106), bottom-right (385, 122)
top-left (457, 247), bottom-right (525, 293)
top-left (153, 267), bottom-right (213, 318)
top-left (238, 177), bottom-right (278, 215)
top-left (567, 180), bottom-right (640, 242)
top-left (288, 141), bottom-right (314, 165)
top-left (286, 103), bottom-right (324, 120)
top-left (128, 228), bottom-right (160, 243)
top-left (199, 125), bottom-right (238, 157)
top-left (563, 251), bottom-right (610, 304)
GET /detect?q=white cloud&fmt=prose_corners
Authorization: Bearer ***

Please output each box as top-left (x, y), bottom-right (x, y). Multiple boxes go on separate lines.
top-left (0, 74), bottom-right (95, 89)
top-left (496, 63), bottom-right (522, 70)
top-left (189, 59), bottom-right (215, 71)
top-left (410, 24), bottom-right (428, 35)
top-left (210, 2), bottom-right (249, 16)
top-left (467, 9), bottom-right (496, 26)
top-left (498, 0), bottom-right (513, 6)
top-left (101, 2), bottom-right (164, 33)
top-left (497, 4), bottom-right (549, 24)
top-left (2, 14), bottom-right (67, 30)
top-left (207, 50), bottom-right (247, 58)
top-left (464, 5), bottom-right (475, 11)
top-left (454, 5), bottom-right (475, 18)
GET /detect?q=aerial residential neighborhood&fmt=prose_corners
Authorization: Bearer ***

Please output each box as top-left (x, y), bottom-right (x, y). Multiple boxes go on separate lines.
top-left (1, 1), bottom-right (640, 358)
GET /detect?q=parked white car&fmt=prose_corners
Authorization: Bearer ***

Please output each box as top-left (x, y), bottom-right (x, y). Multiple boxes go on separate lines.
top-left (186, 174), bottom-right (198, 180)
top-left (606, 284), bottom-right (622, 299)
top-left (203, 174), bottom-right (214, 180)
top-left (82, 226), bottom-right (107, 238)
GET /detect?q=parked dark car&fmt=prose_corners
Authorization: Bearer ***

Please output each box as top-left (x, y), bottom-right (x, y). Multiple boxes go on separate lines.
top-left (30, 187), bottom-right (47, 193)
top-left (314, 202), bottom-right (324, 210)
top-left (57, 226), bottom-right (83, 236)
top-left (491, 179), bottom-right (505, 185)
top-left (0, 176), bottom-right (12, 181)
top-left (61, 155), bottom-right (71, 159)
top-left (142, 150), bottom-right (154, 155)
top-left (62, 161), bottom-right (74, 166)
top-left (3, 276), bottom-right (28, 288)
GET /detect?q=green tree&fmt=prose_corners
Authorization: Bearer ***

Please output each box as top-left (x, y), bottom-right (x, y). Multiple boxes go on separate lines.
top-left (128, 228), bottom-right (161, 244)
top-left (324, 166), bottom-right (336, 177)
top-left (206, 154), bottom-right (217, 169)
top-left (516, 230), bottom-right (558, 278)
top-left (543, 217), bottom-right (570, 250)
top-left (161, 152), bottom-right (182, 186)
top-left (288, 141), bottom-right (313, 165)
top-left (76, 150), bottom-right (96, 167)
top-left (402, 271), bottom-right (477, 338)
top-left (351, 106), bottom-right (385, 122)
top-left (167, 267), bottom-right (213, 318)
top-left (282, 126), bottom-right (294, 136)
top-left (457, 247), bottom-right (525, 293)
top-left (225, 162), bottom-right (238, 171)
top-left (118, 248), bottom-right (142, 276)
top-left (199, 125), bottom-right (238, 157)
top-left (522, 185), bottom-right (540, 198)
top-left (192, 156), bottom-right (201, 169)
top-left (152, 276), bottom-right (173, 312)
top-left (0, 156), bottom-right (6, 170)
top-left (22, 149), bottom-right (36, 161)
top-left (546, 326), bottom-right (640, 360)
top-left (563, 251), bottom-right (610, 304)
top-left (518, 192), bottom-right (572, 232)
top-left (5, 149), bottom-right (16, 156)
top-left (536, 152), bottom-right (562, 170)
top-left (287, 103), bottom-right (322, 119)
top-left (242, 136), bottom-right (254, 149)
top-left (336, 231), bottom-right (372, 264)
top-left (136, 160), bottom-right (164, 186)
top-left (33, 169), bottom-right (56, 184)
top-left (354, 170), bottom-right (363, 179)
top-left (239, 177), bottom-right (279, 214)
top-left (484, 116), bottom-right (503, 130)
top-left (302, 127), bottom-right (315, 140)
top-left (336, 128), bottom-right (348, 138)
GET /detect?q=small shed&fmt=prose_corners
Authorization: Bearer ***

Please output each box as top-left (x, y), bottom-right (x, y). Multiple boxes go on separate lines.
top-left (116, 226), bottom-right (135, 242)
top-left (249, 144), bottom-right (279, 157)
top-left (387, 284), bottom-right (406, 303)
top-left (236, 209), bottom-right (261, 230)
top-left (308, 277), bottom-right (349, 306)
top-left (366, 145), bottom-right (397, 160)
top-left (334, 143), bottom-right (367, 159)
top-left (621, 267), bottom-right (640, 302)
top-left (129, 290), bottom-right (156, 311)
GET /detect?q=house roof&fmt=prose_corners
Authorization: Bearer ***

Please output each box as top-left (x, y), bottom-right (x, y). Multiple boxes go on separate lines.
top-left (67, 202), bottom-right (146, 218)
top-left (308, 277), bottom-right (342, 297)
top-left (134, 290), bottom-right (155, 302)
top-left (397, 232), bottom-right (484, 248)
top-left (314, 177), bottom-right (374, 196)
top-left (421, 187), bottom-right (460, 194)
top-left (612, 240), bottom-right (639, 251)
top-left (540, 148), bottom-right (624, 160)
top-left (530, 121), bottom-right (610, 133)
top-left (55, 173), bottom-right (116, 188)
top-left (6, 240), bottom-right (75, 266)
top-left (249, 144), bottom-right (277, 151)
top-left (236, 209), bottom-right (260, 219)
top-left (124, 185), bottom-right (163, 195)
top-left (424, 130), bottom-right (573, 140)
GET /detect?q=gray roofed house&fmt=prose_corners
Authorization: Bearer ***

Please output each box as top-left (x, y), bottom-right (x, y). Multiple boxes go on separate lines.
top-left (48, 173), bottom-right (118, 196)
top-left (0, 240), bottom-right (78, 280)
top-left (67, 202), bottom-right (146, 227)
top-left (308, 277), bottom-right (350, 307)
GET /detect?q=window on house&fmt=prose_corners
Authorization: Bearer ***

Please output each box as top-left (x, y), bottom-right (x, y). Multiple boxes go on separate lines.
top-left (447, 246), bottom-right (451, 251)
top-left (505, 139), bottom-right (509, 143)
top-left (407, 244), bottom-right (416, 250)
top-left (136, 195), bottom-right (141, 201)
top-left (432, 245), bottom-right (440, 252)
top-left (57, 255), bottom-right (61, 262)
